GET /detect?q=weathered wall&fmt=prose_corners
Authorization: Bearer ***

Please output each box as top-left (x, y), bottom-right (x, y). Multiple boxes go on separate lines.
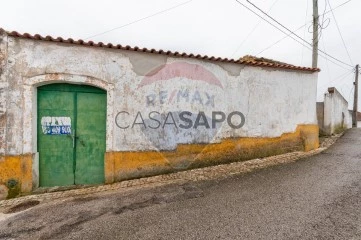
top-left (319, 87), bottom-right (351, 135)
top-left (0, 35), bottom-right (319, 194)
top-left (105, 124), bottom-right (318, 182)
top-left (347, 110), bottom-right (353, 129)
top-left (0, 30), bottom-right (7, 157)
top-left (316, 102), bottom-right (324, 133)
top-left (0, 155), bottom-right (32, 198)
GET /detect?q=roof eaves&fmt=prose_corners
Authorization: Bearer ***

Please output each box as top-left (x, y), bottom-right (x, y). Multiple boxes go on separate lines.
top-left (1, 28), bottom-right (320, 73)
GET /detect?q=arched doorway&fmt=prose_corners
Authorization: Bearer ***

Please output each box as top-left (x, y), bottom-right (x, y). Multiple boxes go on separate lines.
top-left (37, 83), bottom-right (107, 187)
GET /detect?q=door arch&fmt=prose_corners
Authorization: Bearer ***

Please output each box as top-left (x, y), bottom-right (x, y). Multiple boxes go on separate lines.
top-left (37, 83), bottom-right (107, 187)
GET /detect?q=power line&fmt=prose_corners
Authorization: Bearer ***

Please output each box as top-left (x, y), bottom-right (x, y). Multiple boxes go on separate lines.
top-left (349, 85), bottom-right (355, 106)
top-left (317, 70), bottom-right (353, 98)
top-left (316, 0), bottom-right (331, 42)
top-left (336, 71), bottom-right (354, 86)
top-left (255, 24), bottom-right (305, 55)
top-left (327, 0), bottom-right (353, 65)
top-left (301, 0), bottom-right (309, 64)
top-left (330, 0), bottom-right (352, 13)
top-left (329, 69), bottom-right (354, 84)
top-left (84, 0), bottom-right (193, 40)
top-left (256, 25), bottom-right (350, 71)
top-left (316, 0), bottom-right (351, 20)
top-left (234, 0), bottom-right (317, 62)
top-left (322, 33), bottom-right (332, 81)
top-left (235, 0), bottom-right (350, 70)
top-left (337, 73), bottom-right (355, 102)
top-left (242, 0), bottom-right (353, 68)
top-left (256, 31), bottom-right (349, 70)
top-left (318, 69), bottom-right (353, 91)
top-left (251, 6), bottom-right (348, 71)
top-left (254, 0), bottom-right (353, 58)
top-left (230, 0), bottom-right (280, 57)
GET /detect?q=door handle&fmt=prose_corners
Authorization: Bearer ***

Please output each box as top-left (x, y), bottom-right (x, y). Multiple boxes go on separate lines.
top-left (77, 135), bottom-right (86, 147)
top-left (67, 130), bottom-right (85, 147)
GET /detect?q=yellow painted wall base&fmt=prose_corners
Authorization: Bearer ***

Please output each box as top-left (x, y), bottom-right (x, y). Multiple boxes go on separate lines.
top-left (0, 125), bottom-right (319, 196)
top-left (0, 154), bottom-right (33, 198)
top-left (105, 124), bottom-right (319, 183)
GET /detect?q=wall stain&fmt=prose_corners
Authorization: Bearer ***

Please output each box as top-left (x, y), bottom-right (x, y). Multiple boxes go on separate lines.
top-left (126, 51), bottom-right (167, 76)
top-left (105, 124), bottom-right (319, 183)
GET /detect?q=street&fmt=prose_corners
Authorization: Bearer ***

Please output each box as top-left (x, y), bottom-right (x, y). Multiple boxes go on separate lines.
top-left (1, 129), bottom-right (361, 239)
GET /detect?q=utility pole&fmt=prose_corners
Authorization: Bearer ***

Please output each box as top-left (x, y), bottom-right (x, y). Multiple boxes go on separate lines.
top-left (353, 65), bottom-right (359, 127)
top-left (312, 0), bottom-right (319, 68)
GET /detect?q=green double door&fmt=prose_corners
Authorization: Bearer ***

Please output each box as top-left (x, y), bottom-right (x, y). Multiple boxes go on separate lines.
top-left (38, 84), bottom-right (107, 187)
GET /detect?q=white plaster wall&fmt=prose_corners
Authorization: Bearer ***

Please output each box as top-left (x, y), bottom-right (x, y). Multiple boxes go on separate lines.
top-left (4, 37), bottom-right (318, 154)
top-left (323, 88), bottom-right (350, 135)
top-left (346, 111), bottom-right (353, 129)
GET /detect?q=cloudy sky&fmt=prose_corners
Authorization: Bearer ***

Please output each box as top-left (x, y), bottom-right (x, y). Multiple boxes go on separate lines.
top-left (1, 0), bottom-right (360, 108)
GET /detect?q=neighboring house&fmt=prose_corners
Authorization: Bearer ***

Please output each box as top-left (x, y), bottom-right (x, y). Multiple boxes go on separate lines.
top-left (317, 87), bottom-right (352, 135)
top-left (0, 28), bottom-right (320, 198)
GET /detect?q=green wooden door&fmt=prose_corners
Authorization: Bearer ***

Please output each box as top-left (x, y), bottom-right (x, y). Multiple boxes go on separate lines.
top-left (38, 84), bottom-right (106, 187)
top-left (38, 90), bottom-right (75, 186)
top-left (75, 92), bottom-right (107, 184)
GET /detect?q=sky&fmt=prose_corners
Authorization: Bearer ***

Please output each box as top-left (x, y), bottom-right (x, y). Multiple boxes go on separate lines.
top-left (1, 0), bottom-right (360, 109)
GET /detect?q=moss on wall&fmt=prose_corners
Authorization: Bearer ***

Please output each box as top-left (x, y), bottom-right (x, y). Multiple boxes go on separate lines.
top-left (0, 154), bottom-right (33, 198)
top-left (0, 125), bottom-right (319, 194)
top-left (106, 124), bottom-right (319, 183)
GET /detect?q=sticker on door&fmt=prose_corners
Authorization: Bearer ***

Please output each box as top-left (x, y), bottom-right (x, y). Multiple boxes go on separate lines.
top-left (41, 116), bottom-right (71, 135)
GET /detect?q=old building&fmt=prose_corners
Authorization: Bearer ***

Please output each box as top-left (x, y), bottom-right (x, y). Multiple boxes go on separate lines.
top-left (0, 29), bottom-right (319, 198)
top-left (317, 87), bottom-right (353, 135)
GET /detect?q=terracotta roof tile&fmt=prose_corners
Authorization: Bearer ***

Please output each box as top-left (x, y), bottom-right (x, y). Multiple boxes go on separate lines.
top-left (0, 28), bottom-right (320, 72)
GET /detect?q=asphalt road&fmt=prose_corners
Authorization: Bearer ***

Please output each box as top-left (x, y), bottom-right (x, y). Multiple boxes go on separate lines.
top-left (1, 129), bottom-right (361, 240)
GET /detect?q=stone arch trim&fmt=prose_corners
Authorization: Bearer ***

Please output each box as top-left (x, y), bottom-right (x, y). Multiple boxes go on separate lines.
top-left (24, 73), bottom-right (113, 91)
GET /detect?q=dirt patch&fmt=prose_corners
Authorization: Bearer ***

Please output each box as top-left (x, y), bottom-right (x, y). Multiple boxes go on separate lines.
top-left (4, 200), bottom-right (40, 214)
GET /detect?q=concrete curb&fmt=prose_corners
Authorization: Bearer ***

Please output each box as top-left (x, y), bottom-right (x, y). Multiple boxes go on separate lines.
top-left (0, 132), bottom-right (343, 210)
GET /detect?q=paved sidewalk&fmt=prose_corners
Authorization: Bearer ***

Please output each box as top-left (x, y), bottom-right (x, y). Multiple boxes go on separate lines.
top-left (0, 133), bottom-right (343, 210)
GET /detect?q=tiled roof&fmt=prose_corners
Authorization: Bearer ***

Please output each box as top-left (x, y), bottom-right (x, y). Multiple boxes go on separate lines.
top-left (1, 28), bottom-right (320, 72)
top-left (240, 55), bottom-right (293, 66)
